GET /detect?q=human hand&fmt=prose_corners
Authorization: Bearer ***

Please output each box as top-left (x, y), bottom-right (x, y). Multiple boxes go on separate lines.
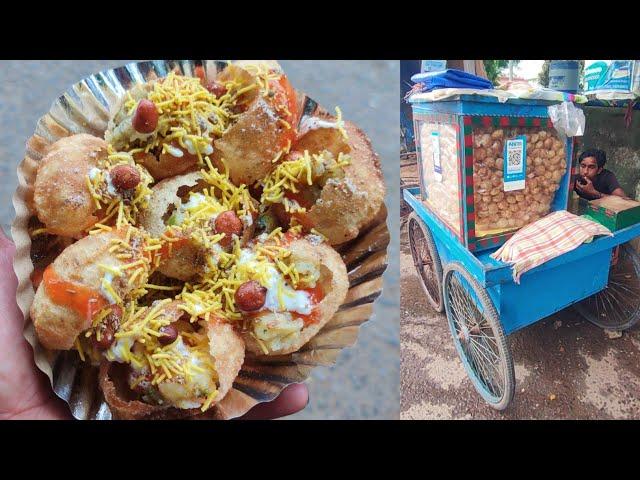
top-left (0, 229), bottom-right (308, 420)
top-left (0, 229), bottom-right (71, 420)
top-left (575, 176), bottom-right (599, 198)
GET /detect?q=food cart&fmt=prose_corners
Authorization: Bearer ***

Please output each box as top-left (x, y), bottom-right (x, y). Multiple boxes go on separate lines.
top-left (404, 93), bottom-right (640, 410)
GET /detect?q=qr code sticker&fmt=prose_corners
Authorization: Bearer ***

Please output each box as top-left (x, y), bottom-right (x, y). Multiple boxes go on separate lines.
top-left (507, 149), bottom-right (522, 167)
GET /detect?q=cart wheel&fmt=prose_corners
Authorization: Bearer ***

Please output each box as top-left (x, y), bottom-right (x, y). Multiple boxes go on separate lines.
top-left (408, 213), bottom-right (443, 313)
top-left (574, 243), bottom-right (640, 331)
top-left (443, 262), bottom-right (515, 410)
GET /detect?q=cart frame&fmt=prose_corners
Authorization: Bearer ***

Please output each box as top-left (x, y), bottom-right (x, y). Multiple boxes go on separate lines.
top-left (405, 187), bottom-right (640, 334)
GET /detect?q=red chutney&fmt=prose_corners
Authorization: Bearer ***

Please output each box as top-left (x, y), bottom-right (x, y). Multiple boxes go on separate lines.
top-left (297, 283), bottom-right (325, 326)
top-left (269, 74), bottom-right (298, 150)
top-left (42, 265), bottom-right (108, 323)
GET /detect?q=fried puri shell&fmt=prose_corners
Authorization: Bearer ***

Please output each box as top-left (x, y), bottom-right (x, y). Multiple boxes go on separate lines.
top-left (100, 320), bottom-right (244, 419)
top-left (206, 320), bottom-right (245, 401)
top-left (216, 64), bottom-right (260, 109)
top-left (139, 172), bottom-right (256, 281)
top-left (242, 237), bottom-right (349, 356)
top-left (99, 361), bottom-right (201, 420)
top-left (212, 97), bottom-right (284, 186)
top-left (139, 172), bottom-right (207, 281)
top-left (294, 121), bottom-right (351, 158)
top-left (134, 147), bottom-right (200, 182)
top-left (33, 134), bottom-right (108, 237)
top-left (31, 229), bottom-right (146, 351)
top-left (139, 172), bottom-right (207, 237)
top-left (286, 120), bottom-right (385, 245)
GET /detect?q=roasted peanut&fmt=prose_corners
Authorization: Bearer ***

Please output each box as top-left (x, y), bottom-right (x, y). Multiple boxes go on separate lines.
top-left (132, 99), bottom-right (159, 134)
top-left (235, 280), bottom-right (267, 312)
top-left (157, 324), bottom-right (179, 346)
top-left (93, 305), bottom-right (122, 351)
top-left (110, 164), bottom-right (141, 191)
top-left (214, 211), bottom-right (244, 247)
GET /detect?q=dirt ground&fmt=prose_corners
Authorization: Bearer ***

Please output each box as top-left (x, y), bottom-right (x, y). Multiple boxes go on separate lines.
top-left (400, 223), bottom-right (640, 420)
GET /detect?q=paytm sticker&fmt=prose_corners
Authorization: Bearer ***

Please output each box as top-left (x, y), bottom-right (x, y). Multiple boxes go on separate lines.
top-left (431, 131), bottom-right (442, 182)
top-left (503, 136), bottom-right (526, 191)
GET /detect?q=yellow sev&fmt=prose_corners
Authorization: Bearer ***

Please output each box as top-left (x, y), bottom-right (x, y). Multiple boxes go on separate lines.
top-left (103, 298), bottom-right (221, 410)
top-left (175, 227), bottom-right (312, 320)
top-left (122, 72), bottom-right (234, 165)
top-left (240, 62), bottom-right (283, 98)
top-left (86, 149), bottom-right (154, 234)
top-left (260, 150), bottom-right (351, 209)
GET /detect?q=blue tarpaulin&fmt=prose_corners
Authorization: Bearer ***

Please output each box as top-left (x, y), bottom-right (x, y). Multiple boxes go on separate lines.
top-left (411, 69), bottom-right (493, 92)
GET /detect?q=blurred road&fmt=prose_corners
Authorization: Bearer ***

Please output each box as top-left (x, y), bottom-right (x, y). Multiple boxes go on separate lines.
top-left (0, 60), bottom-right (400, 419)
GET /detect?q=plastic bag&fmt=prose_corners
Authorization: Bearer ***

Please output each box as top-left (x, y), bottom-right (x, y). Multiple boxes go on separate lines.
top-left (548, 101), bottom-right (585, 138)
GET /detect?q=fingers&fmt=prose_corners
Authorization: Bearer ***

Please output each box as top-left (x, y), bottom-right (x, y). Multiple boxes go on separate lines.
top-left (0, 228), bottom-right (20, 322)
top-left (238, 383), bottom-right (309, 420)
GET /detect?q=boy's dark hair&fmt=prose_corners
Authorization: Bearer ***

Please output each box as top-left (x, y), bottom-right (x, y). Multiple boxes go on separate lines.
top-left (579, 149), bottom-right (607, 169)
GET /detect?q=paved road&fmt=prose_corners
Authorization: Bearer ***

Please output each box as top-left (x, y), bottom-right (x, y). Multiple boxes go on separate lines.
top-left (400, 224), bottom-right (640, 419)
top-left (0, 60), bottom-right (400, 420)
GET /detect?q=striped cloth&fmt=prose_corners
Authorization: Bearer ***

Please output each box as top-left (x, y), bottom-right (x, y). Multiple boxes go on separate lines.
top-left (491, 210), bottom-right (613, 284)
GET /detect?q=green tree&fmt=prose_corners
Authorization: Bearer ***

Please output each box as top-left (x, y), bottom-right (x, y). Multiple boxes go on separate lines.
top-left (538, 60), bottom-right (550, 87)
top-left (483, 60), bottom-right (509, 84)
top-left (483, 60), bottom-right (522, 85)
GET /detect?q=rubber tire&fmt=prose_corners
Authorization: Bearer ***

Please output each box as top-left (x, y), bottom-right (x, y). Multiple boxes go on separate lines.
top-left (443, 261), bottom-right (515, 411)
top-left (408, 213), bottom-right (444, 313)
top-left (574, 243), bottom-right (640, 331)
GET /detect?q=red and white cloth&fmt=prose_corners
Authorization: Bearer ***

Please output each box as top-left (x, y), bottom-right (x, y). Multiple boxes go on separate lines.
top-left (491, 210), bottom-right (613, 284)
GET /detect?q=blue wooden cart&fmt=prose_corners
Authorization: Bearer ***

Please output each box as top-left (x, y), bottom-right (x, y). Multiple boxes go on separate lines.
top-left (405, 94), bottom-right (640, 410)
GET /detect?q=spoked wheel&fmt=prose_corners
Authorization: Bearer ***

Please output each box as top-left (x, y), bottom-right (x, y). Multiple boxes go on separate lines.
top-left (408, 213), bottom-right (443, 312)
top-left (574, 243), bottom-right (640, 331)
top-left (443, 262), bottom-right (515, 411)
